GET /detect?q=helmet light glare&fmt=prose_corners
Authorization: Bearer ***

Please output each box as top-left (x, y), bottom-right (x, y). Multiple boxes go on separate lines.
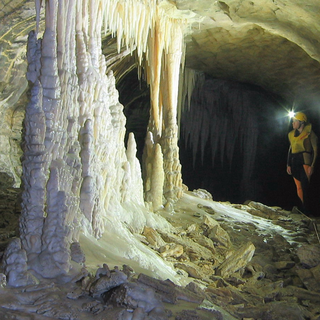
top-left (288, 111), bottom-right (295, 118)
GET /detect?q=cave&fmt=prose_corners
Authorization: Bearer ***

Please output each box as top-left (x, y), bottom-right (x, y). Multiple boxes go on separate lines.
top-left (0, 1), bottom-right (320, 319)
top-left (118, 66), bottom-right (320, 213)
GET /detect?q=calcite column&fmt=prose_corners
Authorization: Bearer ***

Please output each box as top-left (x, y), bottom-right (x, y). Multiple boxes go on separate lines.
top-left (143, 11), bottom-right (184, 210)
top-left (160, 23), bottom-right (184, 204)
top-left (16, 0), bottom-right (144, 281)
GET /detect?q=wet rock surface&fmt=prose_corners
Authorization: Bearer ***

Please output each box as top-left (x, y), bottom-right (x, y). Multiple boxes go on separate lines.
top-left (0, 189), bottom-right (320, 319)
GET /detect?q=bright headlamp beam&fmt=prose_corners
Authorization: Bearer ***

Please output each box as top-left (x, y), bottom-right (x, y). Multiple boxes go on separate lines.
top-left (288, 110), bottom-right (295, 118)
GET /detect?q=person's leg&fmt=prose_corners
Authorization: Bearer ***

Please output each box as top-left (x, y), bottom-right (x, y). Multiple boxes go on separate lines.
top-left (291, 155), bottom-right (308, 212)
top-left (301, 165), bottom-right (311, 214)
top-left (293, 177), bottom-right (303, 203)
top-left (303, 164), bottom-right (311, 181)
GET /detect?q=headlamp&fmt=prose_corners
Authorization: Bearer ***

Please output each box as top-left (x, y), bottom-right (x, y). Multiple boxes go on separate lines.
top-left (288, 110), bottom-right (295, 118)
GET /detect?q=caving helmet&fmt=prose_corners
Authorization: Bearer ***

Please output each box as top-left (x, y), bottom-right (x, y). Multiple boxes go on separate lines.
top-left (293, 112), bottom-right (307, 123)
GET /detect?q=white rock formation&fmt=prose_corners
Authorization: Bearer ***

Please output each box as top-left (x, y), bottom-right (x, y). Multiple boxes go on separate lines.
top-left (0, 0), bottom-right (189, 284)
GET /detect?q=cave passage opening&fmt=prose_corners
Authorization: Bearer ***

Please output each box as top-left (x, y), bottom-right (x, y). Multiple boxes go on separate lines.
top-left (117, 68), bottom-right (150, 162)
top-left (118, 67), bottom-right (320, 215)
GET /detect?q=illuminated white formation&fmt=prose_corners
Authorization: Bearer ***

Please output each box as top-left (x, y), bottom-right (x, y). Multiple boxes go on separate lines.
top-left (143, 4), bottom-right (185, 206)
top-left (6, 0), bottom-right (187, 282)
top-left (101, 0), bottom-right (186, 207)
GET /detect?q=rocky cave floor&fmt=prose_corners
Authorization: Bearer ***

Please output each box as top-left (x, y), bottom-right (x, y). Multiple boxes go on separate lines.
top-left (0, 189), bottom-right (320, 320)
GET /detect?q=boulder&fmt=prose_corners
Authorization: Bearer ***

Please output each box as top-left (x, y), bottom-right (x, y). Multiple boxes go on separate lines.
top-left (297, 244), bottom-right (320, 268)
top-left (216, 242), bottom-right (255, 278)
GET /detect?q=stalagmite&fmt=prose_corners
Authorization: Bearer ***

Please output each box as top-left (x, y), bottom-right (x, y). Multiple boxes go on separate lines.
top-left (125, 132), bottom-right (144, 205)
top-left (143, 131), bottom-right (165, 211)
top-left (151, 143), bottom-right (165, 211)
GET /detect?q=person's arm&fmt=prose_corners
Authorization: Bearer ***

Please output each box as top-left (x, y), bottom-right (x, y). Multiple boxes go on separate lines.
top-left (287, 145), bottom-right (292, 175)
top-left (309, 131), bottom-right (318, 176)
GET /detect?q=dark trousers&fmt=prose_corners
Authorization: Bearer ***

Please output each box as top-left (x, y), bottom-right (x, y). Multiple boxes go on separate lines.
top-left (291, 153), bottom-right (311, 214)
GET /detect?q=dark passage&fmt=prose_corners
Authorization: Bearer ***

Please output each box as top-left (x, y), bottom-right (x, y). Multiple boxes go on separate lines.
top-left (118, 69), bottom-right (320, 216)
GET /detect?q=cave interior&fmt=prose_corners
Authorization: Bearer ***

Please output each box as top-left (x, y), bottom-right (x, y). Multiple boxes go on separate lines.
top-left (0, 0), bottom-right (320, 319)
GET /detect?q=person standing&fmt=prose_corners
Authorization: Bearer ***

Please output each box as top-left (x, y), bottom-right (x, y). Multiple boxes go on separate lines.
top-left (287, 112), bottom-right (318, 214)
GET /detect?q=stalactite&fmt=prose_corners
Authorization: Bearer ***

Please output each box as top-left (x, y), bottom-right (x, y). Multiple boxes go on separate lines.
top-left (146, 17), bottom-right (164, 137)
top-left (35, 0), bottom-right (42, 35)
top-left (180, 75), bottom-right (261, 193)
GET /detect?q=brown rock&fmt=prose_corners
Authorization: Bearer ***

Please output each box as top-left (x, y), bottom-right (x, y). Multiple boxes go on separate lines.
top-left (247, 201), bottom-right (280, 220)
top-left (295, 267), bottom-right (320, 292)
top-left (297, 244), bottom-right (320, 268)
top-left (216, 242), bottom-right (255, 278)
top-left (159, 243), bottom-right (184, 258)
top-left (142, 226), bottom-right (166, 249)
top-left (174, 262), bottom-right (203, 279)
top-left (202, 215), bottom-right (232, 249)
top-left (311, 264), bottom-right (320, 282)
top-left (274, 260), bottom-right (295, 270)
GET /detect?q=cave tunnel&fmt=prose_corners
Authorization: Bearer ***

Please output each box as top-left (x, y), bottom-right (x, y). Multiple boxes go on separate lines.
top-left (117, 67), bottom-right (320, 216)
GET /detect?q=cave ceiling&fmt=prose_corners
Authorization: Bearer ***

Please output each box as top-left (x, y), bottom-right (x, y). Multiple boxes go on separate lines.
top-left (1, 0), bottom-right (320, 108)
top-left (176, 0), bottom-right (320, 101)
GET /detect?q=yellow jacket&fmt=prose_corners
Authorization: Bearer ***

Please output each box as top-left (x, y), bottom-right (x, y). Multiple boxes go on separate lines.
top-left (288, 123), bottom-right (318, 167)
